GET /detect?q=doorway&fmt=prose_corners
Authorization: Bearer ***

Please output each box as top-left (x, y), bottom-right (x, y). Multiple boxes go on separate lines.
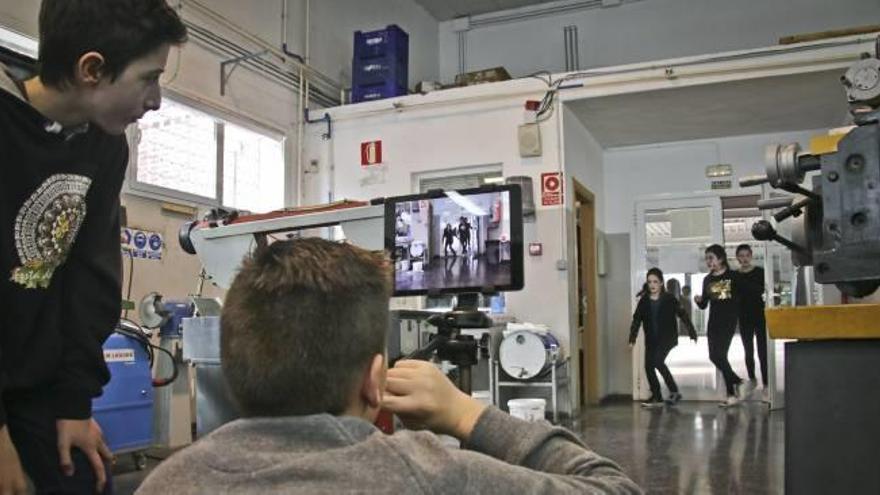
top-left (574, 180), bottom-right (599, 406)
top-left (632, 194), bottom-right (725, 401)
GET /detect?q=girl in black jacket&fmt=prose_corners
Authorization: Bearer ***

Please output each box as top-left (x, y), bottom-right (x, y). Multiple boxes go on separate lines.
top-left (629, 268), bottom-right (698, 407)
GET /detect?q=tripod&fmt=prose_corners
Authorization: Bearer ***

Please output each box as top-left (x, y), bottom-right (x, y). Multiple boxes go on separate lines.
top-left (406, 293), bottom-right (492, 395)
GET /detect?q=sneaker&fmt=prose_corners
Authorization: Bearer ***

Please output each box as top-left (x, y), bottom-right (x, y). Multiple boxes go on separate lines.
top-left (665, 392), bottom-right (683, 405)
top-left (640, 397), bottom-right (664, 408)
top-left (732, 381), bottom-right (744, 399)
top-left (718, 395), bottom-right (740, 408)
top-left (760, 388), bottom-right (770, 403)
top-left (745, 379), bottom-right (758, 395)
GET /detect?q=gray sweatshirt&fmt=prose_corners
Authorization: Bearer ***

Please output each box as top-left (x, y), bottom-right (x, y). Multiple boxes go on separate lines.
top-left (136, 407), bottom-right (641, 494)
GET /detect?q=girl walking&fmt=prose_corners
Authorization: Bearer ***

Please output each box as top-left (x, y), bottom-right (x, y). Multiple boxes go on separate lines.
top-left (695, 244), bottom-right (744, 407)
top-left (629, 268), bottom-right (698, 408)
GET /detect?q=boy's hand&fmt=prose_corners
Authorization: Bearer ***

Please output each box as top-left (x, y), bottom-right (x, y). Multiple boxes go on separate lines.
top-left (56, 418), bottom-right (112, 494)
top-left (382, 360), bottom-right (487, 442)
top-left (0, 426), bottom-right (28, 495)
top-left (694, 295), bottom-right (704, 305)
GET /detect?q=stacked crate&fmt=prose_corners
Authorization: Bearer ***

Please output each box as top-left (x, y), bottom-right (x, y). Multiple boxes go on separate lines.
top-left (352, 24), bottom-right (409, 103)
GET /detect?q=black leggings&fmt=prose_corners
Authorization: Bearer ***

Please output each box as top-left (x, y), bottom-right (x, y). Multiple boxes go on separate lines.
top-left (740, 316), bottom-right (769, 386)
top-left (708, 324), bottom-right (742, 396)
top-left (644, 344), bottom-right (678, 399)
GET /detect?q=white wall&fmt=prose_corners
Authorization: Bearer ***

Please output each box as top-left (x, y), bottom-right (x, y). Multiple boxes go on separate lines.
top-left (561, 105), bottom-right (607, 399)
top-left (304, 85), bottom-right (587, 408)
top-left (603, 129), bottom-right (825, 234)
top-left (439, 0), bottom-right (880, 82)
top-left (287, 0), bottom-right (439, 89)
top-left (563, 106), bottom-right (605, 229)
top-left (0, 1), bottom-right (37, 38)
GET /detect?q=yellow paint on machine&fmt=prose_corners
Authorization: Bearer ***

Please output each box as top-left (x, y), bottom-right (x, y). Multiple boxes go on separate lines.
top-left (766, 304), bottom-right (880, 340)
top-left (809, 126), bottom-right (854, 155)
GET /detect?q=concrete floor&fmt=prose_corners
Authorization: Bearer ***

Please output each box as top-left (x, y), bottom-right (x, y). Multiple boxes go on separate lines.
top-left (113, 400), bottom-right (783, 494)
top-left (566, 400), bottom-right (783, 494)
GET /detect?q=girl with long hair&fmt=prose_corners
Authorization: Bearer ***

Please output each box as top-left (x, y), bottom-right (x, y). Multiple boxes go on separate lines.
top-left (695, 244), bottom-right (744, 406)
top-left (629, 268), bottom-right (698, 407)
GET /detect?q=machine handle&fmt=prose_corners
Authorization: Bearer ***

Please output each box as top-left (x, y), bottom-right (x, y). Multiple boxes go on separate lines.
top-left (740, 175), bottom-right (770, 187)
top-left (752, 220), bottom-right (807, 254)
top-left (757, 197), bottom-right (794, 210)
top-left (773, 197), bottom-right (813, 223)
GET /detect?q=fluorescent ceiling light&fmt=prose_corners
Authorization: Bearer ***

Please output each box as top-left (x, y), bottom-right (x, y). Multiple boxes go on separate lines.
top-left (445, 191), bottom-right (487, 216)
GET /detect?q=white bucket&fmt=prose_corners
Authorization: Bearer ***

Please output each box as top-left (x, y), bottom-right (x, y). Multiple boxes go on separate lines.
top-left (507, 398), bottom-right (546, 422)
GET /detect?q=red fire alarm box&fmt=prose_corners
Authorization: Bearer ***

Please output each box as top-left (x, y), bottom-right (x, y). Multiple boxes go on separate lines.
top-left (361, 140), bottom-right (383, 166)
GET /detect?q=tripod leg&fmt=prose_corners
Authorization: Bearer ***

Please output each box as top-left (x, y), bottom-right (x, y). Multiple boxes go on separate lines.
top-left (457, 365), bottom-right (473, 395)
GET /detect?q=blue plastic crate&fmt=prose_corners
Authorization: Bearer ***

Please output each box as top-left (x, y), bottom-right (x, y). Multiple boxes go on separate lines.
top-left (352, 25), bottom-right (408, 103)
top-left (354, 24), bottom-right (408, 62)
top-left (352, 82), bottom-right (407, 103)
top-left (353, 57), bottom-right (408, 87)
top-left (93, 333), bottom-right (155, 453)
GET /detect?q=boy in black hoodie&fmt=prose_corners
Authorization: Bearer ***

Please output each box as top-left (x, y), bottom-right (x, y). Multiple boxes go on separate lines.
top-left (0, 2), bottom-right (186, 493)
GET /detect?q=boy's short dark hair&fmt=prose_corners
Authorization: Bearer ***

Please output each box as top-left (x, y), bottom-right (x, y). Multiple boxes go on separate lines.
top-left (221, 238), bottom-right (392, 417)
top-left (38, 0), bottom-right (188, 87)
top-left (736, 243), bottom-right (753, 255)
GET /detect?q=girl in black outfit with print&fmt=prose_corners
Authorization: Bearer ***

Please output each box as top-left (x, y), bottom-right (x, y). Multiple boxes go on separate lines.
top-left (629, 268), bottom-right (698, 408)
top-left (695, 244), bottom-right (744, 407)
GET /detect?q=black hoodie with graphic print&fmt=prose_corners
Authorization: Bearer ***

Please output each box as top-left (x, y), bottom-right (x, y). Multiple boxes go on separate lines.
top-left (0, 66), bottom-right (127, 427)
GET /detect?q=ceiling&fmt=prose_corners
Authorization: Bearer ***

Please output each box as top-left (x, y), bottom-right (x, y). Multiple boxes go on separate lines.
top-left (567, 69), bottom-right (852, 148)
top-left (413, 0), bottom-right (565, 21)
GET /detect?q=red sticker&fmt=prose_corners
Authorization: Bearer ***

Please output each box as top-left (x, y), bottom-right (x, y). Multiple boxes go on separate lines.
top-left (361, 140), bottom-right (382, 166)
top-left (541, 172), bottom-right (563, 206)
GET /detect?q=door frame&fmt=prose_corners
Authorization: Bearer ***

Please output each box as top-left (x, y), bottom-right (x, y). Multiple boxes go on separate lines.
top-left (630, 193), bottom-right (724, 401)
top-left (573, 180), bottom-right (600, 406)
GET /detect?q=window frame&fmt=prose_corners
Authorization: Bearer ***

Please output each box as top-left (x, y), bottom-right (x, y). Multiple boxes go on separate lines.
top-left (0, 24), bottom-right (38, 59)
top-left (124, 90), bottom-right (288, 211)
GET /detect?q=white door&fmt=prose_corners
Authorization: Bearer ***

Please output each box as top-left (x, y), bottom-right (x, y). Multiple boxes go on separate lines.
top-left (631, 194), bottom-right (724, 401)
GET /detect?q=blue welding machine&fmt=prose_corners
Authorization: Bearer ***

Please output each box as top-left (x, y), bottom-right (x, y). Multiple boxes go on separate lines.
top-left (92, 332), bottom-right (155, 453)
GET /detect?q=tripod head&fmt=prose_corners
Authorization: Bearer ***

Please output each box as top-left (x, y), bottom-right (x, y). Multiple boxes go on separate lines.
top-left (406, 293), bottom-right (494, 394)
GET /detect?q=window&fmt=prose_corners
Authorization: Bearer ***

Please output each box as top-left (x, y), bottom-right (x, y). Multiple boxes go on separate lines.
top-left (130, 97), bottom-right (286, 213)
top-left (135, 99), bottom-right (218, 199)
top-left (223, 122), bottom-right (285, 213)
top-left (416, 167), bottom-right (503, 193)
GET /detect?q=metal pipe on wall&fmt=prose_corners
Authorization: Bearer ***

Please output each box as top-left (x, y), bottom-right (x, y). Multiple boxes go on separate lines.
top-left (563, 25), bottom-right (581, 72)
top-left (282, 0), bottom-right (304, 207)
top-left (183, 0), bottom-right (339, 95)
top-left (469, 0), bottom-right (636, 28)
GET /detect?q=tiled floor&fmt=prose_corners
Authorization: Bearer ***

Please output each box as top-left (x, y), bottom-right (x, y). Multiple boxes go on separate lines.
top-left (566, 400), bottom-right (784, 494)
top-left (114, 400), bottom-right (783, 494)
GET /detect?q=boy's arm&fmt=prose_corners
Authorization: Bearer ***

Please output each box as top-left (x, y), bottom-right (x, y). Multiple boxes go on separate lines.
top-left (459, 408), bottom-right (642, 493)
top-left (383, 360), bottom-right (642, 494)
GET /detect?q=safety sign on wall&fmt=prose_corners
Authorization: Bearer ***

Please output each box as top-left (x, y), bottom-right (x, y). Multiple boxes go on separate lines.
top-left (541, 172), bottom-right (563, 206)
top-left (121, 228), bottom-right (164, 260)
top-left (361, 140), bottom-right (383, 166)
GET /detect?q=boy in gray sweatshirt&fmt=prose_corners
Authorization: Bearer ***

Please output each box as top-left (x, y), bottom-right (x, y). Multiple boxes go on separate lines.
top-left (136, 238), bottom-right (641, 494)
